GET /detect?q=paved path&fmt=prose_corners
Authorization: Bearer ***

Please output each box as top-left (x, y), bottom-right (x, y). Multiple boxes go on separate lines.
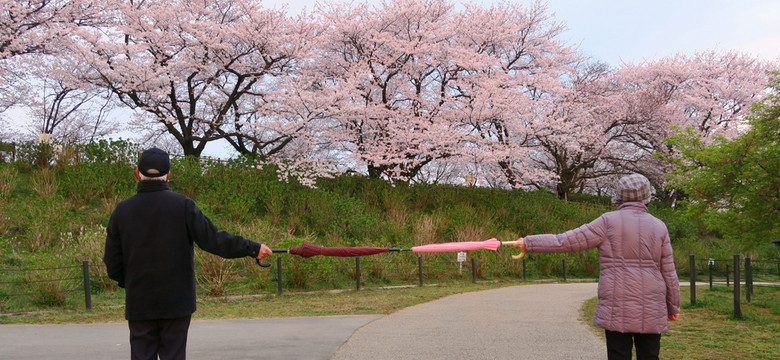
top-left (332, 282), bottom-right (604, 360)
top-left (0, 316), bottom-right (382, 360)
top-left (0, 283), bottom-right (604, 360)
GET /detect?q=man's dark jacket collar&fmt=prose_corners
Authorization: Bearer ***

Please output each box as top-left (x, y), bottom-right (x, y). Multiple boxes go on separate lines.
top-left (137, 180), bottom-right (169, 193)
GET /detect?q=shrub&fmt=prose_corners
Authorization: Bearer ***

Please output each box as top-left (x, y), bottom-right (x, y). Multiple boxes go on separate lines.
top-left (33, 280), bottom-right (68, 307)
top-left (15, 142), bottom-right (57, 170)
top-left (650, 203), bottom-right (700, 242)
top-left (168, 155), bottom-right (205, 199)
top-left (21, 198), bottom-right (71, 251)
top-left (0, 164), bottom-right (17, 199)
top-left (196, 250), bottom-right (238, 297)
top-left (183, 159), bottom-right (288, 224)
top-left (0, 141), bottom-right (16, 163)
top-left (72, 225), bottom-right (116, 292)
top-left (55, 140), bottom-right (138, 206)
top-left (412, 213), bottom-right (444, 246)
top-left (332, 197), bottom-right (381, 244)
top-left (32, 168), bottom-right (58, 200)
top-left (25, 259), bottom-right (75, 307)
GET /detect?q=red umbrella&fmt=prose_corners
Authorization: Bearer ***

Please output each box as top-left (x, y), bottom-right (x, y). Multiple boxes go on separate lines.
top-left (411, 238), bottom-right (524, 259)
top-left (289, 242), bottom-right (392, 258)
top-left (255, 243), bottom-right (407, 267)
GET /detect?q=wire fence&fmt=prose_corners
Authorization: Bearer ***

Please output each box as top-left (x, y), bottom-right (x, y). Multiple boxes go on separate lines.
top-left (3, 254), bottom-right (777, 316)
top-left (0, 261), bottom-right (92, 314)
top-left (688, 254), bottom-right (780, 319)
top-left (695, 257), bottom-right (780, 286)
top-left (2, 255), bottom-right (580, 312)
top-left (270, 255), bottom-right (585, 296)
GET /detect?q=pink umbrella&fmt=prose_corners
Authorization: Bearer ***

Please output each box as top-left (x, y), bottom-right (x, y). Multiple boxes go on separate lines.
top-left (411, 238), bottom-right (524, 259)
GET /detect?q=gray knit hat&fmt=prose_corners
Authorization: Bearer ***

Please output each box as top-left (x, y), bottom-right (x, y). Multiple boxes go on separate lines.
top-left (612, 174), bottom-right (652, 205)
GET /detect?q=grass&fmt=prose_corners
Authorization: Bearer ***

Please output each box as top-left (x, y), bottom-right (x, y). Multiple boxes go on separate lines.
top-left (580, 285), bottom-right (780, 360)
top-left (0, 280), bottom-right (516, 324)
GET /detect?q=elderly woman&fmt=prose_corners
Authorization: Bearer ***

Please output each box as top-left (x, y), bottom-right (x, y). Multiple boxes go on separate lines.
top-left (514, 174), bottom-right (680, 360)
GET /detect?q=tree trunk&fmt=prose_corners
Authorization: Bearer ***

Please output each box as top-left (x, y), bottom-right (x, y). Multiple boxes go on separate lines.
top-left (498, 160), bottom-right (519, 188)
top-left (367, 164), bottom-right (384, 178)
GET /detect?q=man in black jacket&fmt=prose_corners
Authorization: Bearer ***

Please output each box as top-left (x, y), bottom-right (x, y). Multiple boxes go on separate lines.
top-left (104, 147), bottom-right (272, 360)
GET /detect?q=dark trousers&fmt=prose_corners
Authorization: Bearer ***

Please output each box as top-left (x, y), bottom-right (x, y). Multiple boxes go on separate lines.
top-left (605, 330), bottom-right (661, 360)
top-left (128, 316), bottom-right (192, 360)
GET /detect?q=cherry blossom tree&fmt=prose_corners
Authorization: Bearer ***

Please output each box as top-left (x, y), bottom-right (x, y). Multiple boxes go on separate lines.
top-left (21, 74), bottom-right (118, 143)
top-left (0, 0), bottom-right (105, 59)
top-left (445, 0), bottom-right (579, 189)
top-left (4, 0), bottom-right (774, 195)
top-left (604, 51), bottom-right (773, 201)
top-left (65, 0), bottom-right (312, 157)
top-left (311, 0), bottom-right (468, 181)
top-left (309, 0), bottom-right (578, 184)
top-left (244, 66), bottom-right (345, 185)
top-left (523, 60), bottom-right (618, 198)
top-left (508, 51), bottom-right (773, 200)
top-left (0, 0), bottom-right (104, 109)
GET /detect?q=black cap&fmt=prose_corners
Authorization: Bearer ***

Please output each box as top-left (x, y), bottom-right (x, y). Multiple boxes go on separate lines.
top-left (138, 147), bottom-right (170, 177)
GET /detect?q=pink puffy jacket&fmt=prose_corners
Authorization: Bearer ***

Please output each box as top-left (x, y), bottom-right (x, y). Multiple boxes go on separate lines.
top-left (524, 202), bottom-right (681, 334)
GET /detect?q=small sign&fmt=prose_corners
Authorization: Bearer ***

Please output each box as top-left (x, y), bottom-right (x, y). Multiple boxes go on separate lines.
top-left (464, 174), bottom-right (475, 186)
top-left (457, 252), bottom-right (467, 262)
top-left (38, 133), bottom-right (53, 144)
top-left (708, 258), bottom-right (715, 267)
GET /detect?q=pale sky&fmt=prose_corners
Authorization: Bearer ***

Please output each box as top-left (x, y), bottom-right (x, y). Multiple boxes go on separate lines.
top-left (270, 0), bottom-right (780, 66)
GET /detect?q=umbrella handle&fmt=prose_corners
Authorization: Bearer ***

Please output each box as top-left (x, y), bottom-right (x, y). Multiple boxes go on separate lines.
top-left (500, 240), bottom-right (525, 260)
top-left (255, 249), bottom-right (290, 268)
top-left (255, 258), bottom-right (271, 268)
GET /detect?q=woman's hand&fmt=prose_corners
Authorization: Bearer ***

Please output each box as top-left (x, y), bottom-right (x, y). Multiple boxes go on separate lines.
top-left (512, 237), bottom-right (526, 253)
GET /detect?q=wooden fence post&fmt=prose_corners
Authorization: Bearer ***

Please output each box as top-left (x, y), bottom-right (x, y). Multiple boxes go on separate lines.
top-left (726, 264), bottom-right (729, 287)
top-left (356, 257), bottom-right (361, 291)
top-left (745, 257), bottom-right (752, 302)
top-left (522, 258), bottom-right (527, 281)
top-left (562, 258), bottom-right (567, 281)
top-left (471, 258), bottom-right (476, 284)
top-left (689, 254), bottom-right (696, 305)
top-left (82, 261), bottom-right (92, 311)
top-left (418, 255), bottom-right (423, 287)
top-left (276, 257), bottom-right (283, 296)
top-left (733, 254), bottom-right (741, 319)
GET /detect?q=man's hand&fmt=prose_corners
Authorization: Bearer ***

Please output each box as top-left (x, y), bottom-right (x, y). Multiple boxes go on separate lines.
top-left (668, 313), bottom-right (679, 321)
top-left (257, 244), bottom-right (272, 260)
